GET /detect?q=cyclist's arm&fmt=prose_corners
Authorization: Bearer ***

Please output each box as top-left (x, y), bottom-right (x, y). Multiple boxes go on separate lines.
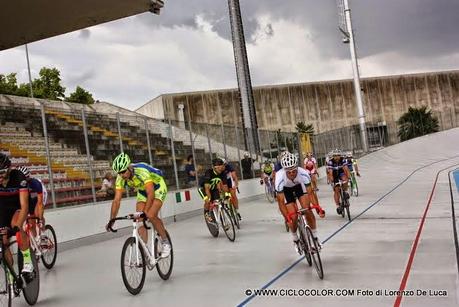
top-left (204, 183), bottom-right (212, 205)
top-left (36, 193), bottom-right (44, 220)
top-left (276, 191), bottom-right (285, 207)
top-left (109, 189), bottom-right (124, 220)
top-left (306, 184), bottom-right (319, 205)
top-left (354, 161), bottom-right (360, 175)
top-left (231, 171), bottom-right (238, 187)
top-left (14, 189), bottom-right (29, 228)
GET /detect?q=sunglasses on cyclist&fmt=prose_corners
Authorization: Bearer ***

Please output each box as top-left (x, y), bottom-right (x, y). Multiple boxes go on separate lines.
top-left (118, 169), bottom-right (128, 175)
top-left (286, 168), bottom-right (298, 174)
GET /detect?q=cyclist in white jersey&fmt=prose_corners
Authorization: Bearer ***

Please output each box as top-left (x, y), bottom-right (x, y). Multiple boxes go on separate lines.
top-left (275, 153), bottom-right (325, 253)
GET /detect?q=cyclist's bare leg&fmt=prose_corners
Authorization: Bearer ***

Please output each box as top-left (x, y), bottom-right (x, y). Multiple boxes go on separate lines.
top-left (145, 198), bottom-right (167, 241)
top-left (299, 194), bottom-right (316, 229)
top-left (333, 186), bottom-right (340, 206)
top-left (136, 202), bottom-right (148, 243)
top-left (12, 212), bottom-right (29, 252)
top-left (2, 235), bottom-right (14, 268)
top-left (341, 175), bottom-right (349, 191)
top-left (230, 188), bottom-right (239, 210)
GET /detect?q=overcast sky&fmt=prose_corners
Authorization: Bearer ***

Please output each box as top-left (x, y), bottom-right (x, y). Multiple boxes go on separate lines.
top-left (1, 0), bottom-right (458, 110)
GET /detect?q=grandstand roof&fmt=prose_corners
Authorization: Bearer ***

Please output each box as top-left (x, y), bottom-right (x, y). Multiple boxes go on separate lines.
top-left (0, 0), bottom-right (163, 51)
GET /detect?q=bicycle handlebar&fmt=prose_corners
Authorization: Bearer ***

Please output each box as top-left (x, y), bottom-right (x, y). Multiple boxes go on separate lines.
top-left (108, 212), bottom-right (151, 233)
top-left (287, 204), bottom-right (325, 222)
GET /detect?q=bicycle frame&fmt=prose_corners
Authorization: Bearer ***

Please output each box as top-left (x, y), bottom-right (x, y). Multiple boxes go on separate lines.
top-left (209, 200), bottom-right (223, 228)
top-left (129, 218), bottom-right (161, 269)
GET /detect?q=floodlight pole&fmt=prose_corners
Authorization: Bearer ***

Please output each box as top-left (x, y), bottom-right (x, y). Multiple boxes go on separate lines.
top-left (343, 0), bottom-right (369, 152)
top-left (227, 0), bottom-right (260, 156)
top-left (25, 44), bottom-right (34, 98)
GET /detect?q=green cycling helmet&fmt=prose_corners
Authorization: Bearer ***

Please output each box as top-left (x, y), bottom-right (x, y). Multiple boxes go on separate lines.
top-left (112, 153), bottom-right (131, 173)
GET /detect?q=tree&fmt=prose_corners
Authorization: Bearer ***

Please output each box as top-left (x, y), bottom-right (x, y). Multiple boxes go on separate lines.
top-left (295, 121), bottom-right (315, 136)
top-left (397, 106), bottom-right (439, 141)
top-left (67, 86), bottom-right (95, 104)
top-left (33, 67), bottom-right (66, 100)
top-left (0, 73), bottom-right (19, 95)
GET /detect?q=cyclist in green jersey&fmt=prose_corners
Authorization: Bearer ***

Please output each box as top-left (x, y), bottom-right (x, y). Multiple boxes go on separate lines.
top-left (106, 153), bottom-right (171, 257)
top-left (260, 160), bottom-right (274, 185)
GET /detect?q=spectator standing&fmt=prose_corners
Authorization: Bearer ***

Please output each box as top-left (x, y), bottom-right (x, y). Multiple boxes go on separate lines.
top-left (241, 152), bottom-right (254, 179)
top-left (185, 154), bottom-right (197, 186)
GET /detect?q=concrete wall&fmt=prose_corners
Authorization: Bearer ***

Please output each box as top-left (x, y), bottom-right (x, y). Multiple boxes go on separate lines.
top-left (45, 178), bottom-right (264, 244)
top-left (137, 70), bottom-right (459, 135)
top-left (135, 95), bottom-right (165, 120)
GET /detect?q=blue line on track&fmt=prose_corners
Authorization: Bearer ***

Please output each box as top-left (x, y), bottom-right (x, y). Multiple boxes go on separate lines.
top-left (453, 170), bottom-right (459, 193)
top-left (237, 155), bottom-right (459, 307)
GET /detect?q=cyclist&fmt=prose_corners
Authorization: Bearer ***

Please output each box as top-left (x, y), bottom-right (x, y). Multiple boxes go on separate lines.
top-left (275, 152), bottom-right (325, 253)
top-left (260, 159), bottom-right (274, 186)
top-left (106, 153), bottom-right (171, 258)
top-left (327, 149), bottom-right (351, 215)
top-left (222, 158), bottom-right (241, 220)
top-left (345, 152), bottom-right (360, 195)
top-left (303, 152), bottom-right (318, 191)
top-left (0, 153), bottom-right (34, 275)
top-left (16, 166), bottom-right (47, 241)
top-left (198, 158), bottom-right (228, 223)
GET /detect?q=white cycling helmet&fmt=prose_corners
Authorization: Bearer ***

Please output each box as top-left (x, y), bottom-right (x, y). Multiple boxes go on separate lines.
top-left (16, 166), bottom-right (31, 178)
top-left (281, 152), bottom-right (298, 170)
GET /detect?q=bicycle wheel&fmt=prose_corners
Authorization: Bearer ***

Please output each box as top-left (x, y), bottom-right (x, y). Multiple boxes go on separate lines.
top-left (204, 211), bottom-right (219, 238)
top-left (229, 203), bottom-right (240, 230)
top-left (120, 237), bottom-right (146, 295)
top-left (40, 225), bottom-right (57, 269)
top-left (18, 249), bottom-right (40, 305)
top-left (265, 183), bottom-right (274, 203)
top-left (353, 180), bottom-right (359, 197)
top-left (344, 199), bottom-right (351, 221)
top-left (298, 218), bottom-right (312, 266)
top-left (0, 261), bottom-right (12, 307)
top-left (154, 231), bottom-right (174, 280)
top-left (305, 227), bottom-right (324, 279)
top-left (220, 207), bottom-right (236, 242)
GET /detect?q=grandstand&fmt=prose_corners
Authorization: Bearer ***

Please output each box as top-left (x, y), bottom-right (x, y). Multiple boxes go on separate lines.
top-left (0, 94), bottom-right (249, 208)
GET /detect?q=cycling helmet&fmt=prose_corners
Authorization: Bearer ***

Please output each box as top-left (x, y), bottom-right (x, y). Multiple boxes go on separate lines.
top-left (112, 153), bottom-right (131, 173)
top-left (17, 166), bottom-right (31, 178)
top-left (212, 157), bottom-right (225, 166)
top-left (332, 149), bottom-right (342, 156)
top-left (0, 153), bottom-right (11, 171)
top-left (218, 157), bottom-right (227, 164)
top-left (281, 153), bottom-right (298, 170)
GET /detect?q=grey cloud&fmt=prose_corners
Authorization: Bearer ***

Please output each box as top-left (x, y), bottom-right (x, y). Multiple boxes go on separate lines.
top-left (130, 0), bottom-right (459, 60)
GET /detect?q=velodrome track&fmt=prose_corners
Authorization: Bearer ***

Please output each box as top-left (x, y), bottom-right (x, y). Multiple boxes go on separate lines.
top-left (15, 128), bottom-right (459, 307)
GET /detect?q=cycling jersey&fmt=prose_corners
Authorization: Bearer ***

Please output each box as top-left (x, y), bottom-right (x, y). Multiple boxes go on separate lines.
top-left (115, 162), bottom-right (167, 202)
top-left (275, 167), bottom-right (311, 204)
top-left (198, 169), bottom-right (226, 201)
top-left (28, 177), bottom-right (47, 214)
top-left (327, 158), bottom-right (348, 183)
top-left (0, 169), bottom-right (28, 228)
top-left (304, 160), bottom-right (317, 174)
top-left (262, 163), bottom-right (273, 175)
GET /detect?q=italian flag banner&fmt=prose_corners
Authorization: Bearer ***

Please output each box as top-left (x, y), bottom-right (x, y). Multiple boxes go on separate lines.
top-left (175, 190), bottom-right (191, 203)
